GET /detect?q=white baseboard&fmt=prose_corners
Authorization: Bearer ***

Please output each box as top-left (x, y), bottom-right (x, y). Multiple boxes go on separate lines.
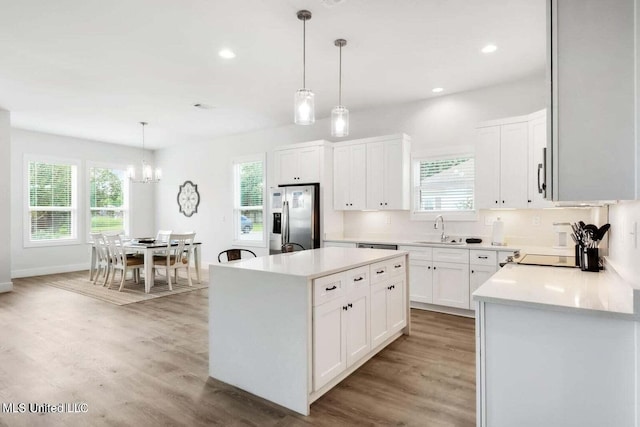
top-left (0, 281), bottom-right (13, 293)
top-left (411, 301), bottom-right (475, 318)
top-left (12, 263), bottom-right (90, 279)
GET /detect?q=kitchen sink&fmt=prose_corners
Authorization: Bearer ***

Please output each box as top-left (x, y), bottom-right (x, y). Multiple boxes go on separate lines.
top-left (413, 240), bottom-right (465, 246)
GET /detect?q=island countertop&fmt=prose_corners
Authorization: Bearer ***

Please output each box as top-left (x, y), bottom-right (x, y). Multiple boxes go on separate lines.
top-left (472, 263), bottom-right (637, 319)
top-left (213, 247), bottom-right (407, 279)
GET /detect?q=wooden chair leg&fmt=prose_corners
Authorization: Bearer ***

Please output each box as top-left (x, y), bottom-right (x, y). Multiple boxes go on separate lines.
top-left (103, 265), bottom-right (111, 287)
top-left (167, 267), bottom-right (173, 291)
top-left (119, 266), bottom-right (127, 291)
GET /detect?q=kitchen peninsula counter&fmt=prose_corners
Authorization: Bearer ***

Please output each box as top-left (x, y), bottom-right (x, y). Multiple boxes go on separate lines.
top-left (473, 263), bottom-right (639, 427)
top-left (209, 247), bottom-right (410, 415)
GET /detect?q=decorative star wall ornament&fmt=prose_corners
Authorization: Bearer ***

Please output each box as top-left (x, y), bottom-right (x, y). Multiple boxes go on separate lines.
top-left (177, 181), bottom-right (200, 217)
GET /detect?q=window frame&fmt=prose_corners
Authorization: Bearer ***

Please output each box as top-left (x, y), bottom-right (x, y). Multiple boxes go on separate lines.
top-left (232, 153), bottom-right (267, 248)
top-left (86, 161), bottom-right (131, 241)
top-left (23, 154), bottom-right (81, 248)
top-left (410, 146), bottom-right (478, 222)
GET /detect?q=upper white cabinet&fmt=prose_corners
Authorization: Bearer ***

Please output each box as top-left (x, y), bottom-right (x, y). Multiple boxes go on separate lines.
top-left (274, 145), bottom-right (321, 185)
top-left (333, 134), bottom-right (411, 211)
top-left (528, 110), bottom-right (552, 208)
top-left (548, 0), bottom-right (636, 201)
top-left (476, 119), bottom-right (528, 209)
top-left (333, 144), bottom-right (366, 210)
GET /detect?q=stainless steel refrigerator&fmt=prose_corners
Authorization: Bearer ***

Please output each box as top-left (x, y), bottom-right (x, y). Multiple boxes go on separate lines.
top-left (269, 183), bottom-right (320, 254)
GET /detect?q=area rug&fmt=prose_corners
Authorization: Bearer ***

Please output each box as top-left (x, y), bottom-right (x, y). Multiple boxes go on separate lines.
top-left (31, 270), bottom-right (208, 306)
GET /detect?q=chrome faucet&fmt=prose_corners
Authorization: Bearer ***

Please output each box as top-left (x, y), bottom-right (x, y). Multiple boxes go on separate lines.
top-left (434, 215), bottom-right (447, 242)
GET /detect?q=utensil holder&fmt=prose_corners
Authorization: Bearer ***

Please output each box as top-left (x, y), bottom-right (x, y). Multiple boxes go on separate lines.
top-left (581, 247), bottom-right (600, 272)
top-left (575, 244), bottom-right (582, 269)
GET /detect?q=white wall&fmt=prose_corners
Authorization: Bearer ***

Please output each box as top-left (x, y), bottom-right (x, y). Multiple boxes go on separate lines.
top-left (0, 110), bottom-right (12, 291)
top-left (608, 201), bottom-right (640, 284)
top-left (155, 74), bottom-right (595, 263)
top-left (11, 129), bottom-right (156, 278)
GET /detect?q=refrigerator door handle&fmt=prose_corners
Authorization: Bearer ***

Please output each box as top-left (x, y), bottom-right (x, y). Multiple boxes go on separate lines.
top-left (281, 200), bottom-right (290, 247)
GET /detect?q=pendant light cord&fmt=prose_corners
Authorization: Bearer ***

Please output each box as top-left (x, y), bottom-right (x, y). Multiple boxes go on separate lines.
top-left (338, 43), bottom-right (342, 106)
top-left (302, 18), bottom-right (306, 88)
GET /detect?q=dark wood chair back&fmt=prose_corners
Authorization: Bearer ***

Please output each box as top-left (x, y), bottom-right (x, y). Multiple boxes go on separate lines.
top-left (218, 249), bottom-right (257, 263)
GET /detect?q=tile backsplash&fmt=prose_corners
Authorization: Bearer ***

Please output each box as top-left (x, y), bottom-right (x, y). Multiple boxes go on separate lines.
top-left (343, 207), bottom-right (606, 248)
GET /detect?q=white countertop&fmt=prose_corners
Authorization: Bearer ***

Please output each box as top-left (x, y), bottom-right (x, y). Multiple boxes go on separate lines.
top-left (473, 263), bottom-right (637, 319)
top-left (324, 237), bottom-right (574, 256)
top-left (211, 247), bottom-right (406, 279)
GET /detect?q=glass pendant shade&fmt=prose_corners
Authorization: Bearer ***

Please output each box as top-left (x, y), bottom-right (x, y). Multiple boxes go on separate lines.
top-left (331, 105), bottom-right (349, 137)
top-left (294, 88), bottom-right (315, 125)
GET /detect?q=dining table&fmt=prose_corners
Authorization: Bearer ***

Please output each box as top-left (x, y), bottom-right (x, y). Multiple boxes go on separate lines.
top-left (89, 239), bottom-right (202, 293)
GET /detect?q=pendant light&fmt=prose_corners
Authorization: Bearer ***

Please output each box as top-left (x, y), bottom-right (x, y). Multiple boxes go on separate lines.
top-left (331, 38), bottom-right (349, 137)
top-left (127, 122), bottom-right (162, 183)
top-left (294, 10), bottom-right (314, 125)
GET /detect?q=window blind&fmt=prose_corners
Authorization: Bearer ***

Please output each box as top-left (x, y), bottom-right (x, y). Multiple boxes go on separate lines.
top-left (28, 161), bottom-right (75, 240)
top-left (415, 157), bottom-right (475, 212)
top-left (235, 159), bottom-right (264, 241)
top-left (89, 167), bottom-right (126, 233)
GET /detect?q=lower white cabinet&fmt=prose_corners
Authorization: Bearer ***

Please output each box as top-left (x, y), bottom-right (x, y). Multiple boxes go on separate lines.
top-left (408, 259), bottom-right (433, 304)
top-left (432, 261), bottom-right (470, 309)
top-left (370, 277), bottom-right (406, 348)
top-left (312, 257), bottom-right (406, 392)
top-left (469, 264), bottom-right (497, 310)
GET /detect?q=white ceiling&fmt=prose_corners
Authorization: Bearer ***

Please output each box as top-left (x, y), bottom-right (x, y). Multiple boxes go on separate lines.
top-left (0, 0), bottom-right (545, 149)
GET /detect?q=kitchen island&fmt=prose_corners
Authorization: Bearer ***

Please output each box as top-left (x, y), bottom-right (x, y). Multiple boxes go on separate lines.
top-left (209, 247), bottom-right (410, 415)
top-left (473, 263), bottom-right (640, 427)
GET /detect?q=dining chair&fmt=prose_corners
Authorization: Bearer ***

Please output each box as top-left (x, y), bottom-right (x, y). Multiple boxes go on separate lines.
top-left (281, 243), bottom-right (306, 253)
top-left (218, 249), bottom-right (257, 262)
top-left (104, 234), bottom-right (144, 291)
top-left (153, 232), bottom-right (196, 290)
top-left (155, 230), bottom-right (172, 243)
top-left (90, 232), bottom-right (111, 286)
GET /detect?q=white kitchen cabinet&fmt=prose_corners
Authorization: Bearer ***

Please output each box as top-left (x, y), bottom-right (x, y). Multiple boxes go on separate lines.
top-left (476, 120), bottom-right (528, 209)
top-left (345, 285), bottom-right (371, 366)
top-left (548, 0), bottom-right (636, 201)
top-left (370, 277), bottom-right (406, 348)
top-left (313, 296), bottom-right (347, 390)
top-left (408, 259), bottom-right (433, 304)
top-left (432, 261), bottom-right (470, 309)
top-left (274, 145), bottom-right (320, 184)
top-left (323, 241), bottom-right (357, 248)
top-left (469, 264), bottom-right (497, 309)
top-left (333, 144), bottom-right (366, 210)
top-left (365, 136), bottom-right (411, 210)
top-left (527, 110), bottom-right (552, 208)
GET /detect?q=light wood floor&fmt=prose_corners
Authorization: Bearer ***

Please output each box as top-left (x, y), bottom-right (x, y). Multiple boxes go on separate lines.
top-left (0, 274), bottom-right (476, 427)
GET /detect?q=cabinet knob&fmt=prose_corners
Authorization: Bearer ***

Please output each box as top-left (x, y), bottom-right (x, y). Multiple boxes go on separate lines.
top-left (380, 203), bottom-right (383, 206)
top-left (343, 305), bottom-right (348, 311)
top-left (428, 266), bottom-right (431, 269)
top-left (349, 203), bottom-right (353, 206)
top-left (348, 303), bottom-right (353, 308)
top-left (433, 267), bottom-right (436, 270)
top-left (502, 200), bottom-right (505, 204)
top-left (471, 270), bottom-right (475, 274)
top-left (384, 203), bottom-right (388, 206)
top-left (346, 203), bottom-right (348, 206)
top-left (528, 199), bottom-right (532, 203)
top-left (495, 200), bottom-right (498, 204)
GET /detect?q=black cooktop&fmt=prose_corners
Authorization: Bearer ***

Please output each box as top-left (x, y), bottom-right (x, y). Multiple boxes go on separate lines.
top-left (517, 253), bottom-right (578, 268)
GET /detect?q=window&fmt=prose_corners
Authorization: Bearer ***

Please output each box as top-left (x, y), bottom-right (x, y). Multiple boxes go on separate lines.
top-left (233, 154), bottom-right (266, 246)
top-left (412, 148), bottom-right (476, 221)
top-left (26, 157), bottom-right (78, 245)
top-left (89, 165), bottom-right (129, 236)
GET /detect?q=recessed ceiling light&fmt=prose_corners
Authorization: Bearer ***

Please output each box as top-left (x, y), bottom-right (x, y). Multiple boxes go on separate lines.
top-left (432, 87), bottom-right (444, 93)
top-left (481, 44), bottom-right (498, 54)
top-left (218, 49), bottom-right (236, 59)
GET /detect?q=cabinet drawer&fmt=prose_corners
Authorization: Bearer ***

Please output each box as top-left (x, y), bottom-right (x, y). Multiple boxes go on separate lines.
top-left (433, 248), bottom-right (469, 264)
top-left (370, 256), bottom-right (406, 284)
top-left (344, 266), bottom-right (370, 290)
top-left (469, 250), bottom-right (497, 266)
top-left (399, 245), bottom-right (432, 261)
top-left (313, 271), bottom-right (346, 306)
